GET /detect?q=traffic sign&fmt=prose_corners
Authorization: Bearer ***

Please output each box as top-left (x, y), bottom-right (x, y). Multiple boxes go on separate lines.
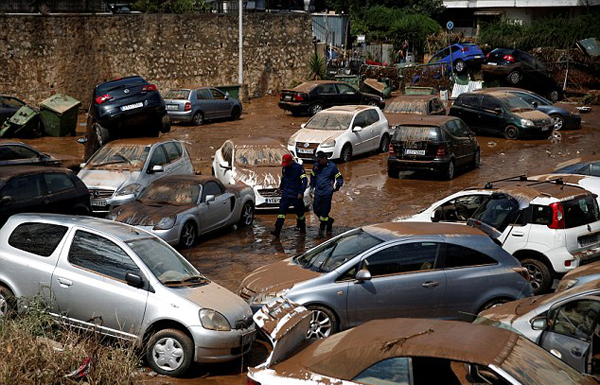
top-left (446, 21), bottom-right (454, 30)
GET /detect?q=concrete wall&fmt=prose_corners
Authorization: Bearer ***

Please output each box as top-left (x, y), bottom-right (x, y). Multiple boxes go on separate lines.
top-left (0, 13), bottom-right (313, 105)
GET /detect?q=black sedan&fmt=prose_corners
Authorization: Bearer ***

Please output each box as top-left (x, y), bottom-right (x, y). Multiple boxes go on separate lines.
top-left (278, 81), bottom-right (385, 116)
top-left (0, 95), bottom-right (26, 126)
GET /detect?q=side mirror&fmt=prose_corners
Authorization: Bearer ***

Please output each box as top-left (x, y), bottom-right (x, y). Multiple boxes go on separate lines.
top-left (125, 272), bottom-right (144, 288)
top-left (494, 108), bottom-right (503, 115)
top-left (79, 162), bottom-right (86, 169)
top-left (224, 93), bottom-right (229, 100)
top-left (432, 210), bottom-right (441, 222)
top-left (532, 101), bottom-right (539, 109)
top-left (301, 123), bottom-right (306, 129)
top-left (77, 137), bottom-right (88, 144)
top-left (0, 196), bottom-right (12, 205)
top-left (355, 268), bottom-right (372, 282)
top-left (148, 165), bottom-right (164, 174)
top-left (352, 126), bottom-right (363, 132)
top-left (205, 194), bottom-right (216, 204)
top-left (531, 317), bottom-right (548, 331)
top-left (219, 161), bottom-right (232, 170)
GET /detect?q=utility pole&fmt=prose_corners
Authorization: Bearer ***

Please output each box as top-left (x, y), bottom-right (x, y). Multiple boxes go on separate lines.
top-left (239, 0), bottom-right (243, 85)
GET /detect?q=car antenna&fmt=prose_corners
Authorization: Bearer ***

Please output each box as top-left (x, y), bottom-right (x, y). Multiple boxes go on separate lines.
top-left (484, 174), bottom-right (528, 189)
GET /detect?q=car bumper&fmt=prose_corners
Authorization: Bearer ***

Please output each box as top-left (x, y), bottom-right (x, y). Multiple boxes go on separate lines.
top-left (288, 144), bottom-right (335, 161)
top-left (278, 101), bottom-right (310, 113)
top-left (565, 114), bottom-right (582, 129)
top-left (388, 157), bottom-right (450, 173)
top-left (166, 110), bottom-right (193, 122)
top-left (96, 101), bottom-right (166, 129)
top-left (91, 193), bottom-right (136, 214)
top-left (520, 125), bottom-right (554, 137)
top-left (137, 224), bottom-right (181, 246)
top-left (546, 245), bottom-right (600, 274)
top-left (190, 325), bottom-right (256, 363)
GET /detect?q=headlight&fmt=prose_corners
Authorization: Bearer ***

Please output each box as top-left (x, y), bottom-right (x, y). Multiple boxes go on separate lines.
top-left (250, 289), bottom-right (290, 305)
top-left (321, 138), bottom-right (336, 147)
top-left (520, 119), bottom-right (534, 127)
top-left (199, 309), bottom-right (231, 331)
top-left (153, 216), bottom-right (175, 230)
top-left (116, 183), bottom-right (142, 196)
top-left (556, 278), bottom-right (578, 291)
top-left (106, 212), bottom-right (117, 221)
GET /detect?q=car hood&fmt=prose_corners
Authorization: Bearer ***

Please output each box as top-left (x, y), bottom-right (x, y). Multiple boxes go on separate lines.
top-left (234, 166), bottom-right (281, 189)
top-left (293, 129), bottom-right (345, 144)
top-left (513, 109), bottom-right (550, 121)
top-left (555, 103), bottom-right (579, 114)
top-left (384, 112), bottom-right (425, 127)
top-left (241, 259), bottom-right (321, 296)
top-left (78, 169), bottom-right (140, 191)
top-left (176, 281), bottom-right (253, 326)
top-left (111, 200), bottom-right (194, 226)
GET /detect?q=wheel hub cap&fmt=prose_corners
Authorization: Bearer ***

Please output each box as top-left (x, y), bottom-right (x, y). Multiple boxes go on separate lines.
top-left (0, 295), bottom-right (6, 316)
top-left (306, 310), bottom-right (332, 339)
top-left (153, 337), bottom-right (184, 371)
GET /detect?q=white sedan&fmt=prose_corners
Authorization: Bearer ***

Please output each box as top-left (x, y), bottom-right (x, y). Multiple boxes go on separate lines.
top-left (287, 105), bottom-right (392, 163)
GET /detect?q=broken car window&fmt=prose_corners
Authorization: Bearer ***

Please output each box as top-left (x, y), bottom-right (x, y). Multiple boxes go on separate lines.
top-left (235, 145), bottom-right (289, 167)
top-left (471, 194), bottom-right (520, 232)
top-left (305, 112), bottom-right (353, 131)
top-left (9, 222), bottom-right (68, 257)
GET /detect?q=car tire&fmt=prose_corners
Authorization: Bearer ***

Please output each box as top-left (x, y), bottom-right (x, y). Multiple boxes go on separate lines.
top-left (306, 305), bottom-right (338, 339)
top-left (0, 286), bottom-right (16, 318)
top-left (192, 112), bottom-right (204, 126)
top-left (548, 89), bottom-right (560, 103)
top-left (86, 122), bottom-right (110, 160)
top-left (550, 114), bottom-right (565, 131)
top-left (388, 166), bottom-right (400, 179)
top-left (471, 148), bottom-right (481, 169)
top-left (161, 114), bottom-right (171, 133)
top-left (503, 125), bottom-right (520, 140)
top-left (507, 70), bottom-right (521, 85)
top-left (179, 221), bottom-right (197, 249)
top-left (379, 134), bottom-right (390, 153)
top-left (309, 103), bottom-right (323, 116)
top-left (454, 59), bottom-right (466, 73)
top-left (521, 258), bottom-right (552, 295)
top-left (340, 144), bottom-right (352, 163)
top-left (444, 160), bottom-right (455, 180)
top-left (231, 106), bottom-right (241, 120)
top-left (237, 201), bottom-right (254, 227)
top-left (146, 328), bottom-right (194, 377)
top-left (367, 100), bottom-right (379, 106)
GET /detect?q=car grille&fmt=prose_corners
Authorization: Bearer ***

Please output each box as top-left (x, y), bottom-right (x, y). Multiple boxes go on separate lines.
top-left (258, 188), bottom-right (281, 198)
top-left (579, 233), bottom-right (600, 247)
top-left (239, 286), bottom-right (255, 301)
top-left (234, 316), bottom-right (254, 330)
top-left (89, 188), bottom-right (115, 199)
top-left (535, 119), bottom-right (551, 127)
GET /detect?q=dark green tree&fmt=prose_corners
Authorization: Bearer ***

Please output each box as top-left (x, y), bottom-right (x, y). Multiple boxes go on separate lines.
top-left (133, 0), bottom-right (211, 13)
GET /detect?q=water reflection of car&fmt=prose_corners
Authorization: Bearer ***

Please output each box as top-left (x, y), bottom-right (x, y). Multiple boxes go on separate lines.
top-left (239, 222), bottom-right (532, 337)
top-left (163, 88), bottom-right (242, 125)
top-left (212, 137), bottom-right (310, 210)
top-left (78, 138), bottom-right (194, 215)
top-left (248, 315), bottom-right (591, 385)
top-left (108, 175), bottom-right (255, 248)
top-left (407, 177), bottom-right (600, 294)
top-left (449, 91), bottom-right (553, 139)
top-left (428, 42), bottom-right (485, 73)
top-left (476, 280), bottom-right (600, 376)
top-left (0, 214), bottom-right (256, 377)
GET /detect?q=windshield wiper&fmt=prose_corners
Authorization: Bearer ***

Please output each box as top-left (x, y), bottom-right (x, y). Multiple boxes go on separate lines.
top-left (115, 152), bottom-right (133, 165)
top-left (163, 275), bottom-right (208, 286)
top-left (92, 160), bottom-right (128, 167)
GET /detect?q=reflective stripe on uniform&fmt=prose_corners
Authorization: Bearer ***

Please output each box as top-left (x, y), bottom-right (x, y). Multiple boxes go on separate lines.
top-left (335, 172), bottom-right (342, 179)
top-left (319, 216), bottom-right (329, 221)
top-left (311, 171), bottom-right (315, 176)
top-left (296, 215), bottom-right (305, 220)
top-left (300, 174), bottom-right (307, 179)
top-left (277, 214), bottom-right (286, 219)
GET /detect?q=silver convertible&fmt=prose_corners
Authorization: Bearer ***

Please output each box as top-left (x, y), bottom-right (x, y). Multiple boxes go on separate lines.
top-left (108, 175), bottom-right (255, 248)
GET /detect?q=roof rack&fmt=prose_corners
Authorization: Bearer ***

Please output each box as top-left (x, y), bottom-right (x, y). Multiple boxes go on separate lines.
top-left (483, 175), bottom-right (528, 189)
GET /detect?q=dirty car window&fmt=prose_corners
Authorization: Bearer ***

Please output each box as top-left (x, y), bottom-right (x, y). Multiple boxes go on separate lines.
top-left (353, 357), bottom-right (411, 385)
top-left (139, 181), bottom-right (200, 205)
top-left (305, 112), bottom-right (353, 131)
top-left (164, 90), bottom-right (190, 100)
top-left (562, 195), bottom-right (600, 229)
top-left (393, 126), bottom-right (440, 142)
top-left (87, 144), bottom-right (150, 171)
top-left (385, 100), bottom-right (428, 115)
top-left (294, 229), bottom-right (383, 272)
top-left (9, 222), bottom-right (68, 257)
top-left (235, 145), bottom-right (289, 167)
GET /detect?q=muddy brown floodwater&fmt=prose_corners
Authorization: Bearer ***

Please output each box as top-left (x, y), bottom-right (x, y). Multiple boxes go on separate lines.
top-left (18, 96), bottom-right (600, 385)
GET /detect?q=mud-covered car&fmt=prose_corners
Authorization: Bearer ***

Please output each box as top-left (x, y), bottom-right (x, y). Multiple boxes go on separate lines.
top-left (0, 214), bottom-right (256, 377)
top-left (529, 173), bottom-right (600, 207)
top-left (248, 307), bottom-right (591, 385)
top-left (476, 280), bottom-right (600, 375)
top-left (383, 94), bottom-right (446, 128)
top-left (212, 137), bottom-right (311, 209)
top-left (0, 141), bottom-right (80, 170)
top-left (556, 261), bottom-right (600, 291)
top-left (239, 222), bottom-right (532, 337)
top-left (108, 175), bottom-right (255, 248)
top-left (78, 138), bottom-right (194, 215)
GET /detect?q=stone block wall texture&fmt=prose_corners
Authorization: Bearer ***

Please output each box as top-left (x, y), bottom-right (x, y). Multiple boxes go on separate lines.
top-left (0, 14), bottom-right (313, 105)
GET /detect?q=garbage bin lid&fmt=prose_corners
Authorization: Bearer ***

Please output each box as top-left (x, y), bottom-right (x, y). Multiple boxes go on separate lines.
top-left (39, 94), bottom-right (82, 114)
top-left (7, 105), bottom-right (39, 125)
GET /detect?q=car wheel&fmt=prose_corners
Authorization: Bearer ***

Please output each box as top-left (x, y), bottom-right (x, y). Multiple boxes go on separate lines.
top-left (0, 286), bottom-right (15, 318)
top-left (367, 100), bottom-right (378, 106)
top-left (231, 106), bottom-right (241, 120)
top-left (192, 112), bottom-right (204, 126)
top-left (444, 160), bottom-right (455, 180)
top-left (179, 222), bottom-right (197, 249)
top-left (146, 329), bottom-right (194, 377)
top-left (387, 166), bottom-right (400, 179)
top-left (340, 144), bottom-right (352, 163)
top-left (550, 114), bottom-right (565, 131)
top-left (521, 258), bottom-right (552, 294)
top-left (548, 89), bottom-right (560, 103)
top-left (379, 134), bottom-right (390, 153)
top-left (309, 103), bottom-right (323, 116)
top-left (472, 148), bottom-right (481, 169)
top-left (507, 70), bottom-right (521, 85)
top-left (306, 305), bottom-right (337, 339)
top-left (454, 59), bottom-right (466, 73)
top-left (237, 201), bottom-right (254, 227)
top-left (479, 298), bottom-right (511, 313)
top-left (503, 125), bottom-right (520, 140)
top-left (161, 114), bottom-right (171, 133)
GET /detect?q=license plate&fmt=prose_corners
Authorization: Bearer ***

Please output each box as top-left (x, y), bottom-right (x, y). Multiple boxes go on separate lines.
top-left (298, 148), bottom-right (314, 154)
top-left (266, 197), bottom-right (281, 204)
top-left (580, 234), bottom-right (599, 247)
top-left (120, 102), bottom-right (143, 112)
top-left (166, 104), bottom-right (178, 111)
top-left (241, 330), bottom-right (256, 346)
top-left (405, 149), bottom-right (425, 156)
top-left (487, 62), bottom-right (497, 66)
top-left (91, 198), bottom-right (107, 207)
top-left (284, 95), bottom-right (292, 101)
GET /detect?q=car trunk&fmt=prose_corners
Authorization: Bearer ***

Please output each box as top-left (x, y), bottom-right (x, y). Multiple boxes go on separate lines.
top-left (164, 99), bottom-right (189, 112)
top-left (562, 195), bottom-right (600, 263)
top-left (486, 49), bottom-right (517, 65)
top-left (391, 125), bottom-right (443, 161)
top-left (280, 90), bottom-right (308, 103)
top-left (98, 81), bottom-right (150, 105)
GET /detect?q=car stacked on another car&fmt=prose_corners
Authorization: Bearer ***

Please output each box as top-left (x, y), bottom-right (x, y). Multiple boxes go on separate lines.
top-left (449, 91), bottom-right (554, 139)
top-left (163, 87), bottom-right (242, 125)
top-left (428, 42), bottom-right (485, 73)
top-left (108, 175), bottom-right (255, 248)
top-left (278, 81), bottom-right (385, 116)
top-left (78, 138), bottom-right (194, 215)
top-left (387, 115), bottom-right (480, 180)
top-left (288, 106), bottom-right (391, 163)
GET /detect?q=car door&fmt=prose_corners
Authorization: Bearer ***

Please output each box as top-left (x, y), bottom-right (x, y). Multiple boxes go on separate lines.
top-left (478, 95), bottom-right (505, 135)
top-left (363, 109), bottom-right (383, 151)
top-left (198, 181), bottom-right (233, 232)
top-left (315, 84), bottom-right (338, 108)
top-left (162, 141), bottom-right (187, 175)
top-left (210, 88), bottom-right (233, 118)
top-left (538, 297), bottom-right (600, 373)
top-left (50, 229), bottom-right (149, 337)
top-left (197, 88), bottom-right (217, 119)
top-left (42, 172), bottom-right (78, 214)
top-left (350, 111), bottom-right (373, 154)
top-left (454, 94), bottom-right (482, 131)
top-left (336, 83), bottom-right (361, 105)
top-left (0, 174), bottom-right (46, 220)
top-left (347, 240), bottom-right (446, 327)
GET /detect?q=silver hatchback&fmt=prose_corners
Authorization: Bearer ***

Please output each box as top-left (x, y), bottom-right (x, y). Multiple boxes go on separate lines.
top-left (164, 88), bottom-right (242, 125)
top-left (0, 214), bottom-right (255, 377)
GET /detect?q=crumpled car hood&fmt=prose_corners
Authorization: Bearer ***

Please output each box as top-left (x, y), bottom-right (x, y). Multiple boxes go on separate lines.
top-left (293, 129), bottom-right (345, 144)
top-left (234, 166), bottom-right (281, 189)
top-left (241, 259), bottom-right (321, 295)
top-left (78, 169), bottom-right (139, 191)
top-left (112, 200), bottom-right (194, 226)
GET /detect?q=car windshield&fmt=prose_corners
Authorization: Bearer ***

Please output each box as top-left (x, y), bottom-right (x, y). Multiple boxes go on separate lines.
top-left (127, 238), bottom-right (208, 286)
top-left (471, 194), bottom-right (520, 232)
top-left (384, 100), bottom-right (428, 115)
top-left (501, 337), bottom-right (587, 385)
top-left (393, 126), bottom-right (440, 142)
top-left (293, 229), bottom-right (383, 272)
top-left (164, 89), bottom-right (190, 100)
top-left (500, 95), bottom-right (534, 112)
top-left (235, 145), bottom-right (289, 167)
top-left (563, 195), bottom-right (600, 229)
top-left (87, 143), bottom-right (150, 171)
top-left (305, 112), bottom-right (353, 131)
top-left (138, 181), bottom-right (200, 205)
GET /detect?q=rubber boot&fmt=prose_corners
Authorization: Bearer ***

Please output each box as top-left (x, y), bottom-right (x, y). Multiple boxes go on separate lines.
top-left (326, 217), bottom-right (335, 234)
top-left (318, 221), bottom-right (327, 237)
top-left (296, 218), bottom-right (306, 234)
top-left (271, 218), bottom-right (284, 238)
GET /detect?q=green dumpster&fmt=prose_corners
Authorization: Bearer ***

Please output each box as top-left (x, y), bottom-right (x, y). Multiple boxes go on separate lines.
top-left (0, 105), bottom-right (40, 138)
top-left (39, 94), bottom-right (81, 137)
top-left (214, 85), bottom-right (241, 101)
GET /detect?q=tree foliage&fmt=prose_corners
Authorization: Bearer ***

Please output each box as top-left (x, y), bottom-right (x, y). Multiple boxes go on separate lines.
top-left (133, 0), bottom-right (211, 13)
top-left (325, 0), bottom-right (445, 19)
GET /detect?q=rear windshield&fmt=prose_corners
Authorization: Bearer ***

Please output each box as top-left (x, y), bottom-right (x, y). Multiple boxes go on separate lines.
top-left (96, 77), bottom-right (146, 94)
top-left (384, 100), bottom-right (427, 115)
top-left (563, 195), bottom-right (600, 228)
top-left (488, 48), bottom-right (516, 58)
top-left (393, 126), bottom-right (440, 142)
top-left (305, 112), bottom-right (353, 131)
top-left (164, 90), bottom-right (190, 100)
top-left (472, 194), bottom-right (521, 232)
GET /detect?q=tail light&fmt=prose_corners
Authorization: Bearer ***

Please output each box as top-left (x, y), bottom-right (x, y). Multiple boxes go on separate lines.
top-left (246, 377), bottom-right (261, 385)
top-left (548, 202), bottom-right (565, 229)
top-left (388, 143), bottom-right (395, 155)
top-left (486, 52), bottom-right (490, 59)
top-left (142, 84), bottom-right (157, 92)
top-left (184, 102), bottom-right (192, 111)
top-left (292, 93), bottom-right (304, 102)
top-left (503, 55), bottom-right (515, 62)
top-left (436, 145), bottom-right (446, 157)
top-left (461, 47), bottom-right (470, 52)
top-left (513, 267), bottom-right (530, 282)
top-left (95, 94), bottom-right (113, 104)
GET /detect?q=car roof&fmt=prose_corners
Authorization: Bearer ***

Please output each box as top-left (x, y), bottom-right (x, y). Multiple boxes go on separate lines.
top-left (0, 165), bottom-right (70, 179)
top-left (274, 318), bottom-right (520, 381)
top-left (388, 115), bottom-right (457, 127)
top-left (230, 136), bottom-right (284, 147)
top-left (105, 137), bottom-right (179, 147)
top-left (363, 221), bottom-right (484, 241)
top-left (325, 105), bottom-right (375, 113)
top-left (465, 178), bottom-right (591, 202)
top-left (474, 87), bottom-right (535, 94)
top-left (461, 91), bottom-right (515, 99)
top-left (289, 80), bottom-right (345, 93)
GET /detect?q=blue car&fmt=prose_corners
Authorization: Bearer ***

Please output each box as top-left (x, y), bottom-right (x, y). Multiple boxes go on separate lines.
top-left (428, 43), bottom-right (485, 73)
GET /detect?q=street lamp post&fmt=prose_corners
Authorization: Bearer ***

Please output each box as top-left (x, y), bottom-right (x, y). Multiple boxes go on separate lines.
top-left (239, 0), bottom-right (243, 85)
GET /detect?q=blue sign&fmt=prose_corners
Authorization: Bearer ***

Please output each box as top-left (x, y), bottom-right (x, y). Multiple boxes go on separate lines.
top-left (446, 21), bottom-right (454, 30)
